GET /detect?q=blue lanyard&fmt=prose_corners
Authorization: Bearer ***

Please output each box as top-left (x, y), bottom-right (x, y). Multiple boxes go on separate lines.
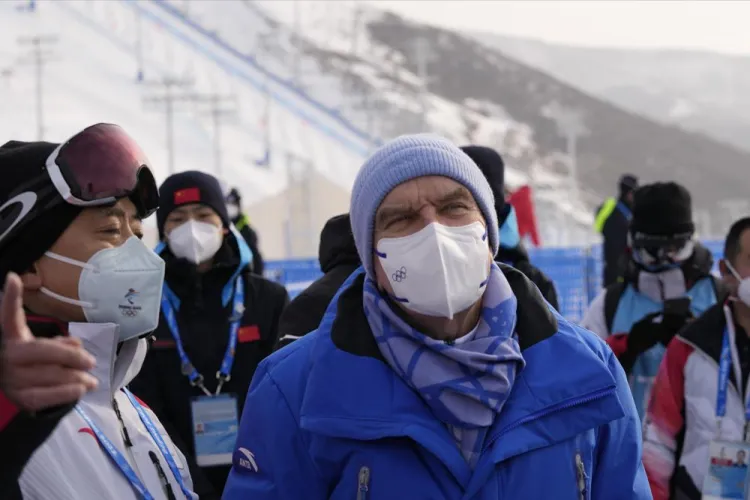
top-left (161, 277), bottom-right (244, 396)
top-left (716, 305), bottom-right (750, 434)
top-left (75, 404), bottom-right (154, 500)
top-left (123, 389), bottom-right (194, 500)
top-left (616, 201), bottom-right (632, 221)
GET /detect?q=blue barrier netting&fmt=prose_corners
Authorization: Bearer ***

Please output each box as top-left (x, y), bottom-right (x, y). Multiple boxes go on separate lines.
top-left (266, 241), bottom-right (725, 322)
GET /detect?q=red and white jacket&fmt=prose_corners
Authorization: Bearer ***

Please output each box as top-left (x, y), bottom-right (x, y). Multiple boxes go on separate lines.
top-left (643, 302), bottom-right (748, 500)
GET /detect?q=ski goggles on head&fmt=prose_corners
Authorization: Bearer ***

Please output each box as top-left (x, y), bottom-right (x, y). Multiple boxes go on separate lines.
top-left (45, 123), bottom-right (159, 218)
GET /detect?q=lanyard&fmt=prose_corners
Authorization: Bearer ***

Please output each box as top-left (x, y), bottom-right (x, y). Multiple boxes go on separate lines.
top-left (75, 392), bottom-right (192, 499)
top-left (616, 201), bottom-right (632, 221)
top-left (75, 405), bottom-right (154, 500)
top-left (715, 304), bottom-right (750, 438)
top-left (161, 277), bottom-right (244, 396)
top-left (123, 389), bottom-right (194, 500)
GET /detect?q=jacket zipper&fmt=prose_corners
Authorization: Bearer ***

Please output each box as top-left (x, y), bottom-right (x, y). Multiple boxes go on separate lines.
top-left (482, 386), bottom-right (616, 453)
top-left (113, 397), bottom-right (145, 482)
top-left (575, 452), bottom-right (588, 500)
top-left (150, 450), bottom-right (177, 500)
top-left (356, 466), bottom-right (370, 500)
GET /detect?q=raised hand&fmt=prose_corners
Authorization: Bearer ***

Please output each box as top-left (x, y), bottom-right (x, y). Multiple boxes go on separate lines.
top-left (0, 273), bottom-right (98, 412)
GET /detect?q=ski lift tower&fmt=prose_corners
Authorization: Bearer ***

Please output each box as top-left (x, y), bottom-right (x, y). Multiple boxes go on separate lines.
top-left (543, 102), bottom-right (589, 205)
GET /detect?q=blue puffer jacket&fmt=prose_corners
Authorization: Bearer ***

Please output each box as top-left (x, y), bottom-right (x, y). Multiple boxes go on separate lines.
top-left (223, 267), bottom-right (652, 500)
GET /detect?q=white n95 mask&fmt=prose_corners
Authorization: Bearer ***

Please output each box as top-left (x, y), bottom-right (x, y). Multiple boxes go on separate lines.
top-left (726, 261), bottom-right (750, 307)
top-left (167, 220), bottom-right (224, 264)
top-left (40, 236), bottom-right (165, 342)
top-left (376, 221), bottom-right (490, 319)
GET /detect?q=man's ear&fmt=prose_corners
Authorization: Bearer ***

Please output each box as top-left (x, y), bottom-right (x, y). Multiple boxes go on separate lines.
top-left (19, 264), bottom-right (43, 291)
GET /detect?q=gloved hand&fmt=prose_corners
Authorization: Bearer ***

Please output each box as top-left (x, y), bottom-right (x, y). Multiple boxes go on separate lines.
top-left (616, 311), bottom-right (689, 374)
top-left (625, 312), bottom-right (663, 356)
top-left (658, 310), bottom-right (693, 346)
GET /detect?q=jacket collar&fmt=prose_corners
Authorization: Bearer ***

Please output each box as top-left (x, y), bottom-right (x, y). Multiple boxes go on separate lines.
top-left (67, 323), bottom-right (146, 406)
top-left (495, 243), bottom-right (530, 267)
top-left (299, 266), bottom-right (622, 490)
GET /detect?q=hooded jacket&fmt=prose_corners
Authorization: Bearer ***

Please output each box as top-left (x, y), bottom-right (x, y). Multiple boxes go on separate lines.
top-left (2, 318), bottom-right (196, 500)
top-left (276, 214), bottom-right (361, 349)
top-left (223, 266), bottom-right (651, 500)
top-left (129, 235), bottom-right (288, 500)
top-left (495, 243), bottom-right (558, 310)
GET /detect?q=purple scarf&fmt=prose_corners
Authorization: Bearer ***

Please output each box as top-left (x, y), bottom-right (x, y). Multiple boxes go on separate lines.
top-left (363, 264), bottom-right (525, 468)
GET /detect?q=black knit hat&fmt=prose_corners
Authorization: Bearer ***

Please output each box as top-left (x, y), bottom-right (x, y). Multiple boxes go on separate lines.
top-left (618, 174), bottom-right (638, 196)
top-left (631, 182), bottom-right (694, 246)
top-left (157, 171), bottom-right (230, 238)
top-left (460, 145), bottom-right (507, 223)
top-left (0, 140), bottom-right (83, 282)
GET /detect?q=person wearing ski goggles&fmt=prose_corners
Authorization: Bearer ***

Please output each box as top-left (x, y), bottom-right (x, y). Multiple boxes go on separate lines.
top-left (0, 123), bottom-right (197, 499)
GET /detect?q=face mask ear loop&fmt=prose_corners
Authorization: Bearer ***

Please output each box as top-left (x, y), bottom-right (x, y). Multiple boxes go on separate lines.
top-left (725, 260), bottom-right (742, 281)
top-left (39, 286), bottom-right (95, 308)
top-left (45, 251), bottom-right (98, 272)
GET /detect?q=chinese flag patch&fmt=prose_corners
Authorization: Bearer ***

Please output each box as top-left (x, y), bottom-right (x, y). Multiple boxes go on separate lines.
top-left (174, 188), bottom-right (201, 205)
top-left (238, 325), bottom-right (261, 343)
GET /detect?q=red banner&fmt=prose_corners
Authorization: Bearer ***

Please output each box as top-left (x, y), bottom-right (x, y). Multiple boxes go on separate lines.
top-left (507, 185), bottom-right (541, 247)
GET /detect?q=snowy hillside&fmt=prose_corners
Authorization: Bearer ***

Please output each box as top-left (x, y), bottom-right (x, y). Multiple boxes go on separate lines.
top-left (174, 0), bottom-right (750, 243)
top-left (161, 0), bottom-right (600, 246)
top-left (0, 0), bottom-right (374, 244)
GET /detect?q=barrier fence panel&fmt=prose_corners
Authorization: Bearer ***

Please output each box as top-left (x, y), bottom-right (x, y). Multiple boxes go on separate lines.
top-left (265, 241), bottom-right (724, 322)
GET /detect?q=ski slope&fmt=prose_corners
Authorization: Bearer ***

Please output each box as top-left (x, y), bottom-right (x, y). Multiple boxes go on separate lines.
top-left (0, 0), bottom-right (599, 248)
top-left (184, 0), bottom-right (599, 245)
top-left (0, 0), bottom-right (376, 243)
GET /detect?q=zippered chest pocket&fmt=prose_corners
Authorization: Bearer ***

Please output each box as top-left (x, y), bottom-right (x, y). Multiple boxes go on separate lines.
top-left (574, 431), bottom-right (596, 500)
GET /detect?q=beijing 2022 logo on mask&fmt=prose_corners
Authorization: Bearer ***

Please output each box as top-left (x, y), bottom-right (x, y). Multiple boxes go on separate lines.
top-left (119, 288), bottom-right (142, 317)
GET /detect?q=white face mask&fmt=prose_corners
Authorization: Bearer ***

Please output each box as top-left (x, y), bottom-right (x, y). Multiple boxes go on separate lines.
top-left (167, 220), bottom-right (224, 265)
top-left (40, 236), bottom-right (165, 342)
top-left (726, 261), bottom-right (750, 307)
top-left (376, 221), bottom-right (490, 319)
top-left (227, 204), bottom-right (240, 219)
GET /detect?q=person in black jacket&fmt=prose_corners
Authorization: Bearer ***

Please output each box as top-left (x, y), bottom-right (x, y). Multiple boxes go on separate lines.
top-left (596, 174), bottom-right (638, 287)
top-left (460, 145), bottom-right (559, 310)
top-left (276, 213), bottom-right (361, 349)
top-left (224, 187), bottom-right (264, 276)
top-left (129, 171), bottom-right (288, 500)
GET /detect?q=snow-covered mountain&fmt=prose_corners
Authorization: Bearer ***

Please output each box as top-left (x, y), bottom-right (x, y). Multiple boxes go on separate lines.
top-left (473, 33), bottom-right (750, 155)
top-left (4, 0), bottom-right (746, 253)
top-left (188, 0), bottom-right (750, 239)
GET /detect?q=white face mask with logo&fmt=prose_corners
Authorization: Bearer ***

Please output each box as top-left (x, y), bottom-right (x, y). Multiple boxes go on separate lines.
top-left (725, 261), bottom-right (750, 307)
top-left (167, 220), bottom-right (224, 265)
top-left (376, 221), bottom-right (490, 319)
top-left (40, 236), bottom-right (165, 342)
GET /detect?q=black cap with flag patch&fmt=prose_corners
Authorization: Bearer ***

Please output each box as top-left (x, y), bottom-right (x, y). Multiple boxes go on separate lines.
top-left (0, 140), bottom-right (83, 282)
top-left (156, 171), bottom-right (230, 238)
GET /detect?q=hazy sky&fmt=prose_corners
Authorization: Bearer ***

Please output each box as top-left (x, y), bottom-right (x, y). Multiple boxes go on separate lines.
top-left (369, 1), bottom-right (750, 55)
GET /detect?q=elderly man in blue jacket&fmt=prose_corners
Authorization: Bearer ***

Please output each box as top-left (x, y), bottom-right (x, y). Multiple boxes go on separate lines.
top-left (223, 135), bottom-right (651, 500)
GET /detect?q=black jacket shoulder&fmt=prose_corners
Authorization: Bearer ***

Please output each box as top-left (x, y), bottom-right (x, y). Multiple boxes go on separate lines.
top-left (678, 301), bottom-right (726, 363)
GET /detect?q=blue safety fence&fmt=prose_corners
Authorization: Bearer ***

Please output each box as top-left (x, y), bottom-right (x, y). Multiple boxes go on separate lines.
top-left (266, 241), bottom-right (725, 322)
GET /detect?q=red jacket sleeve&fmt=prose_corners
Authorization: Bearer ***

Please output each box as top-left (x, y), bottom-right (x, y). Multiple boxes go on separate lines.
top-left (0, 390), bottom-right (19, 432)
top-left (606, 333), bottom-right (629, 357)
top-left (642, 337), bottom-right (693, 500)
